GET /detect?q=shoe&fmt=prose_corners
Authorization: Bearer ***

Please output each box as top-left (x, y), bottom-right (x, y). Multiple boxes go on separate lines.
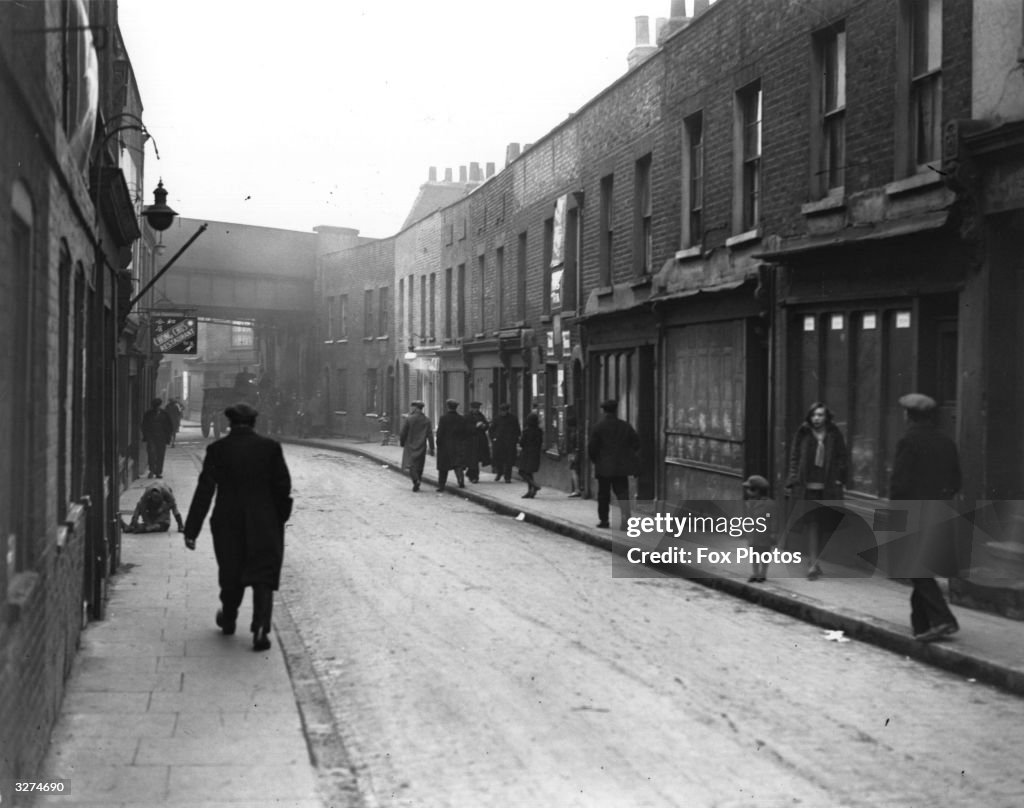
top-left (747, 575), bottom-right (759, 583)
top-left (495, 474), bottom-right (502, 482)
top-left (436, 487), bottom-right (445, 493)
top-left (597, 521), bottom-right (610, 528)
top-left (913, 627), bottom-right (943, 643)
top-left (522, 490), bottom-right (535, 499)
top-left (568, 492), bottom-right (581, 498)
top-left (253, 628), bottom-right (271, 652)
top-left (934, 622), bottom-right (959, 638)
top-left (215, 610), bottom-right (236, 636)
top-left (758, 577), bottom-right (767, 583)
top-left (807, 566), bottom-right (822, 581)
top-left (504, 478), bottom-right (511, 484)
top-left (412, 483), bottom-right (420, 492)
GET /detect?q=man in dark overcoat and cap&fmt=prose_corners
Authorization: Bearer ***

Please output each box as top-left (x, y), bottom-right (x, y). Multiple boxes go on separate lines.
top-left (464, 401), bottom-right (491, 484)
top-left (399, 400), bottom-right (434, 492)
top-left (889, 392), bottom-right (962, 643)
top-left (141, 397), bottom-right (174, 478)
top-left (435, 399), bottom-right (468, 492)
top-left (588, 399), bottom-right (640, 530)
top-left (183, 403), bottom-right (293, 652)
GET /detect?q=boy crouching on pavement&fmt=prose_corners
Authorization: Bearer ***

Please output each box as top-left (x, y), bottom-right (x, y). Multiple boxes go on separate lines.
top-left (743, 475), bottom-right (776, 583)
top-left (120, 480), bottom-right (185, 534)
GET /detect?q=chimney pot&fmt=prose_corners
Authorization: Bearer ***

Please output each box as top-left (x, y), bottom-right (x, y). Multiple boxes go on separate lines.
top-left (655, 17), bottom-right (668, 43)
top-left (444, 167), bottom-right (453, 182)
top-left (429, 166), bottom-right (438, 182)
top-left (634, 16), bottom-right (650, 46)
top-left (486, 162), bottom-right (496, 178)
top-left (470, 162), bottom-right (481, 181)
top-left (670, 0), bottom-right (687, 17)
top-left (693, 0), bottom-right (709, 14)
top-left (459, 165), bottom-right (468, 183)
top-left (505, 143), bottom-right (521, 166)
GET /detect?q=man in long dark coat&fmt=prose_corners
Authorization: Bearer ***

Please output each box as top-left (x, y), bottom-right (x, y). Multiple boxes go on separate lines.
top-left (435, 399), bottom-right (467, 492)
top-left (588, 399), bottom-right (640, 530)
top-left (141, 397), bottom-right (173, 478)
top-left (399, 400), bottom-right (434, 492)
top-left (464, 401), bottom-right (491, 483)
top-left (889, 392), bottom-right (962, 643)
top-left (489, 403), bottom-right (521, 483)
top-left (183, 403), bottom-right (292, 652)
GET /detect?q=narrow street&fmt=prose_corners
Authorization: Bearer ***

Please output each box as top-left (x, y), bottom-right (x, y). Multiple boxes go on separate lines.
top-left (264, 445), bottom-right (1024, 808)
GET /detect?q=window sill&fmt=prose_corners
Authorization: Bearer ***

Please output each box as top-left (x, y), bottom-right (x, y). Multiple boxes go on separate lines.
top-left (801, 191), bottom-right (846, 216)
top-left (725, 228), bottom-right (762, 249)
top-left (885, 171), bottom-right (943, 197)
top-left (630, 275), bottom-right (652, 289)
top-left (595, 285), bottom-right (614, 298)
top-left (6, 570), bottom-right (40, 624)
top-left (540, 315), bottom-right (553, 324)
top-left (674, 246), bottom-right (702, 261)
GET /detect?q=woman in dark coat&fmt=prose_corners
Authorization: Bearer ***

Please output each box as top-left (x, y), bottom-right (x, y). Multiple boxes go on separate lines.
top-left (517, 411), bottom-right (543, 498)
top-left (785, 401), bottom-right (849, 580)
top-left (489, 403), bottom-right (521, 483)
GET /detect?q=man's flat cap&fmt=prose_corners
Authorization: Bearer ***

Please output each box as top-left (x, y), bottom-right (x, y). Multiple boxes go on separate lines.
top-left (410, 400), bottom-right (425, 409)
top-left (469, 401), bottom-right (482, 408)
top-left (742, 474), bottom-right (770, 491)
top-left (446, 399), bottom-right (459, 409)
top-left (898, 393), bottom-right (937, 412)
top-left (224, 403), bottom-right (259, 422)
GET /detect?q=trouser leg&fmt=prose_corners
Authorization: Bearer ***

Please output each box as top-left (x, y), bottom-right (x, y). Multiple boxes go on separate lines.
top-left (438, 469), bottom-right (448, 490)
top-left (597, 477), bottom-right (612, 523)
top-left (610, 477), bottom-right (631, 521)
top-left (251, 585), bottom-right (274, 634)
top-left (219, 581), bottom-right (244, 624)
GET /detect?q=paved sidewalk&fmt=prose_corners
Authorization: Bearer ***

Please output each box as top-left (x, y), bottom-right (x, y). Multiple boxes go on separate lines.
top-left (290, 434), bottom-right (1024, 698)
top-left (34, 436), bottom-right (323, 808)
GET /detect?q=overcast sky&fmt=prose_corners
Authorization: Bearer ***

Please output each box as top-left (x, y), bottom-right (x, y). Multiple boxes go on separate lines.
top-left (117, 1), bottom-right (678, 238)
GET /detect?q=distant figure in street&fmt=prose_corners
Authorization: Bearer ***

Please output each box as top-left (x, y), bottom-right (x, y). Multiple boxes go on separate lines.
top-left (489, 403), bottom-right (521, 483)
top-left (889, 393), bottom-right (962, 643)
top-left (588, 399), bottom-right (640, 530)
top-left (120, 479), bottom-right (184, 534)
top-left (785, 401), bottom-right (848, 580)
top-left (183, 403), bottom-right (293, 652)
top-left (464, 401), bottom-right (491, 483)
top-left (399, 400), bottom-right (434, 492)
top-left (436, 399), bottom-right (468, 492)
top-left (141, 397), bottom-right (174, 478)
top-left (742, 475), bottom-right (776, 583)
top-left (566, 413), bottom-right (583, 498)
top-left (517, 411), bottom-right (543, 498)
top-left (234, 365), bottom-right (256, 393)
top-left (166, 398), bottom-right (183, 447)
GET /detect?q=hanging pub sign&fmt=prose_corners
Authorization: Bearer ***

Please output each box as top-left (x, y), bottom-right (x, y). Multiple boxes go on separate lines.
top-left (152, 313), bottom-right (198, 354)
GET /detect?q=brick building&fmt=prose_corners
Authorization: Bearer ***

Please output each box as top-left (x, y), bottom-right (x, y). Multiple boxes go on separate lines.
top-left (0, 0), bottom-right (163, 794)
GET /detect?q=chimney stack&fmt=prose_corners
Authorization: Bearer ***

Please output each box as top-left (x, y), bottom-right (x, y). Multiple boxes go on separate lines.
top-left (627, 15), bottom-right (658, 70)
top-left (429, 166), bottom-right (438, 182)
top-left (661, 0), bottom-right (692, 43)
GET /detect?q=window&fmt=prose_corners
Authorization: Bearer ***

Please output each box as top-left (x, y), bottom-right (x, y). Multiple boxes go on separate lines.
top-left (58, 244), bottom-right (71, 513)
top-left (364, 289), bottom-right (374, 338)
top-left (477, 255), bottom-right (487, 333)
top-left (231, 321), bottom-right (253, 348)
top-left (444, 267), bottom-right (453, 340)
top-left (429, 273), bottom-right (436, 340)
top-left (378, 286), bottom-right (389, 336)
top-left (907, 0), bottom-right (942, 171)
top-left (420, 276), bottom-right (426, 341)
top-left (457, 264), bottom-right (466, 338)
top-left (407, 277), bottom-right (414, 342)
top-left (517, 232), bottom-right (527, 322)
top-left (599, 174), bottom-right (614, 286)
top-left (735, 80), bottom-right (762, 233)
top-left (814, 24), bottom-right (846, 194)
top-left (335, 367), bottom-right (348, 412)
top-left (634, 154), bottom-right (653, 276)
top-left (496, 247), bottom-right (505, 328)
top-left (325, 295), bottom-right (336, 340)
top-left (338, 294), bottom-right (348, 338)
top-left (365, 368), bottom-right (379, 414)
top-left (398, 278), bottom-right (404, 343)
top-left (543, 218), bottom-right (554, 315)
top-left (683, 112), bottom-right (704, 248)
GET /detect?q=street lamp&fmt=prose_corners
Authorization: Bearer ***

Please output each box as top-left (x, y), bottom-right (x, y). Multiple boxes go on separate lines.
top-left (141, 179), bottom-right (177, 232)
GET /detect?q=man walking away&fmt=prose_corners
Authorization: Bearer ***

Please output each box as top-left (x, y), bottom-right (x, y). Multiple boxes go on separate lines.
top-left (435, 399), bottom-right (467, 492)
top-left (141, 397), bottom-right (174, 478)
top-left (399, 400), bottom-right (434, 492)
top-left (889, 393), bottom-right (962, 643)
top-left (183, 403), bottom-right (293, 652)
top-left (588, 399), bottom-right (640, 530)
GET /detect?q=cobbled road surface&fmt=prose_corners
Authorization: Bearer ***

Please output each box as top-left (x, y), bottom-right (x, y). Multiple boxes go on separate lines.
top-left (273, 444), bottom-right (1024, 808)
